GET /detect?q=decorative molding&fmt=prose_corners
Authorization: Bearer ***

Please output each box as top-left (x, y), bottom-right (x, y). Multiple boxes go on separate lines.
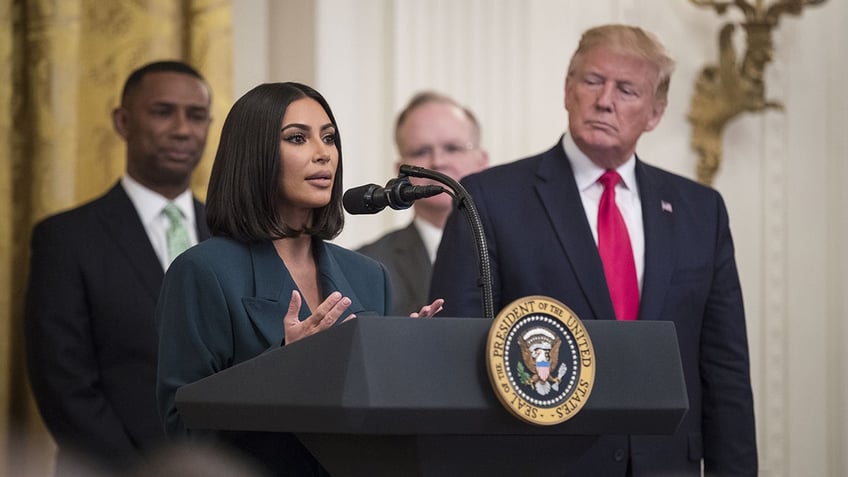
top-left (761, 46), bottom-right (787, 476)
top-left (757, 96), bottom-right (789, 476)
top-left (687, 0), bottom-right (826, 185)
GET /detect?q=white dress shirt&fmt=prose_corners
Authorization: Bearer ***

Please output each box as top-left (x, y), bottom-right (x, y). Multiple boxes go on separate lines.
top-left (413, 216), bottom-right (442, 264)
top-left (121, 175), bottom-right (198, 271)
top-left (562, 134), bottom-right (645, 291)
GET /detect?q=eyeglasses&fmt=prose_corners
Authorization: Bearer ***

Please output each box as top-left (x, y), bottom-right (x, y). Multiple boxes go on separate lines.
top-left (401, 142), bottom-right (476, 161)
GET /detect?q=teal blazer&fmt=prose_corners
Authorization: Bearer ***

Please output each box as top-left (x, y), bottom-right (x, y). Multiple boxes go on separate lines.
top-left (156, 236), bottom-right (390, 474)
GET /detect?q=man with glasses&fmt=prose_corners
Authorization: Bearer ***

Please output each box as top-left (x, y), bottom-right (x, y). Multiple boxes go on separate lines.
top-left (357, 91), bottom-right (489, 316)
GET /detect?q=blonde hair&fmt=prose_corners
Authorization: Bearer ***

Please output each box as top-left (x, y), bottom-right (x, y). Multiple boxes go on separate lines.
top-left (567, 24), bottom-right (676, 100)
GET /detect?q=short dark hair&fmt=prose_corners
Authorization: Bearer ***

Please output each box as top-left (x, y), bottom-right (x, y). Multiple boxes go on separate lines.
top-left (121, 60), bottom-right (207, 106)
top-left (206, 82), bottom-right (345, 242)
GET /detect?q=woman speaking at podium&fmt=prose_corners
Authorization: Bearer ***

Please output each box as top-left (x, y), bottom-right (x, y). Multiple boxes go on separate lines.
top-left (155, 82), bottom-right (442, 476)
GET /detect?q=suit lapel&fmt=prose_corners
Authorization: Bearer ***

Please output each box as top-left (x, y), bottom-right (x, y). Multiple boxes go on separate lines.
top-left (242, 240), bottom-right (369, 348)
top-left (634, 161), bottom-right (675, 321)
top-left (96, 185), bottom-right (210, 302)
top-left (315, 242), bottom-right (370, 316)
top-left (242, 241), bottom-right (290, 348)
top-left (392, 224), bottom-right (431, 294)
top-left (96, 183), bottom-right (164, 301)
top-left (193, 198), bottom-right (211, 240)
top-left (534, 145), bottom-right (616, 320)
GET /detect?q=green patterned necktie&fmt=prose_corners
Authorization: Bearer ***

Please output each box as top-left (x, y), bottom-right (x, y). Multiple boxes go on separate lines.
top-left (162, 202), bottom-right (191, 262)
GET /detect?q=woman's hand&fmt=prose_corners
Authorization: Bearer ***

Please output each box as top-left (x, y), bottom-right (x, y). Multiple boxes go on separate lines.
top-left (409, 298), bottom-right (445, 318)
top-left (283, 290), bottom-right (355, 344)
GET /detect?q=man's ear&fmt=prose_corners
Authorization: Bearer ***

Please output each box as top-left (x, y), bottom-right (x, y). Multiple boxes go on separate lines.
top-left (643, 96), bottom-right (667, 133)
top-left (112, 107), bottom-right (129, 139)
top-left (478, 149), bottom-right (490, 169)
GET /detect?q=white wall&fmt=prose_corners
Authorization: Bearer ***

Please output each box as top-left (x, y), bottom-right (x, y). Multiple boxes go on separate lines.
top-left (233, 1), bottom-right (848, 475)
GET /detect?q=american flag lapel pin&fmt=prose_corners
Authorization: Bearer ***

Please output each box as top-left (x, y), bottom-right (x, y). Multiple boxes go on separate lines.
top-left (661, 200), bottom-right (673, 213)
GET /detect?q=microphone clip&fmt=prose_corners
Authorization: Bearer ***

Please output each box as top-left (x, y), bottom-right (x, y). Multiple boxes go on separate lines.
top-left (382, 176), bottom-right (415, 211)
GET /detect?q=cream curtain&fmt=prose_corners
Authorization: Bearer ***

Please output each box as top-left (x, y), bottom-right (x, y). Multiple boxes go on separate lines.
top-left (0, 1), bottom-right (232, 474)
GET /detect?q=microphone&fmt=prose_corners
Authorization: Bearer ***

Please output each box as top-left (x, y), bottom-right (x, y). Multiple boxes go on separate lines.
top-left (343, 177), bottom-right (444, 214)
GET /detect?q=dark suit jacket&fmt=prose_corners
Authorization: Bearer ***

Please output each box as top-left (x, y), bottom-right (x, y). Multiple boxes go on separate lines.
top-left (357, 222), bottom-right (431, 316)
top-left (24, 182), bottom-right (209, 471)
top-left (156, 236), bottom-right (391, 476)
top-left (430, 141), bottom-right (757, 476)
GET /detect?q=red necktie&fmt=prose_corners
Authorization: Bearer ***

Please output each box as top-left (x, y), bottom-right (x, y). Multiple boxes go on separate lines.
top-left (597, 170), bottom-right (639, 320)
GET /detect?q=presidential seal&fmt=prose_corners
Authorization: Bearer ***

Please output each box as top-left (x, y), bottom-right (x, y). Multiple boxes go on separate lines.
top-left (486, 295), bottom-right (595, 425)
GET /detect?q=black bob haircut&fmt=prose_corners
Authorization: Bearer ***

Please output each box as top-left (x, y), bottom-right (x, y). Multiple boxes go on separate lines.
top-left (206, 82), bottom-right (344, 242)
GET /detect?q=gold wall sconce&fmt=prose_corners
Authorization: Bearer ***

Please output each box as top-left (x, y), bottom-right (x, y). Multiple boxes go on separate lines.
top-left (687, 0), bottom-right (826, 185)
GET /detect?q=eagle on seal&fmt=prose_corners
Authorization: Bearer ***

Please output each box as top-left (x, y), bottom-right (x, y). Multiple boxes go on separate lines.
top-left (518, 333), bottom-right (562, 385)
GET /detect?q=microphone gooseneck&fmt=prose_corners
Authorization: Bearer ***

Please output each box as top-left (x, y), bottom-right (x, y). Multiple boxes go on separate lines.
top-left (398, 165), bottom-right (494, 320)
top-left (343, 167), bottom-right (493, 319)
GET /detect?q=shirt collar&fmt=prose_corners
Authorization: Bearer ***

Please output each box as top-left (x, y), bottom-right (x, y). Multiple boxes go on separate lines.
top-left (413, 216), bottom-right (442, 263)
top-left (121, 175), bottom-right (195, 226)
top-left (562, 133), bottom-right (638, 193)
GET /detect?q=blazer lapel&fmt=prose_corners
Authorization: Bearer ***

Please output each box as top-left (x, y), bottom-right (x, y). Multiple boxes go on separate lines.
top-left (97, 186), bottom-right (211, 302)
top-left (634, 161), bottom-right (675, 321)
top-left (314, 241), bottom-right (371, 317)
top-left (393, 223), bottom-right (432, 294)
top-left (193, 198), bottom-right (211, 240)
top-left (97, 183), bottom-right (164, 301)
top-left (534, 144), bottom-right (616, 320)
top-left (242, 240), bottom-right (371, 349)
top-left (241, 241), bottom-right (291, 348)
